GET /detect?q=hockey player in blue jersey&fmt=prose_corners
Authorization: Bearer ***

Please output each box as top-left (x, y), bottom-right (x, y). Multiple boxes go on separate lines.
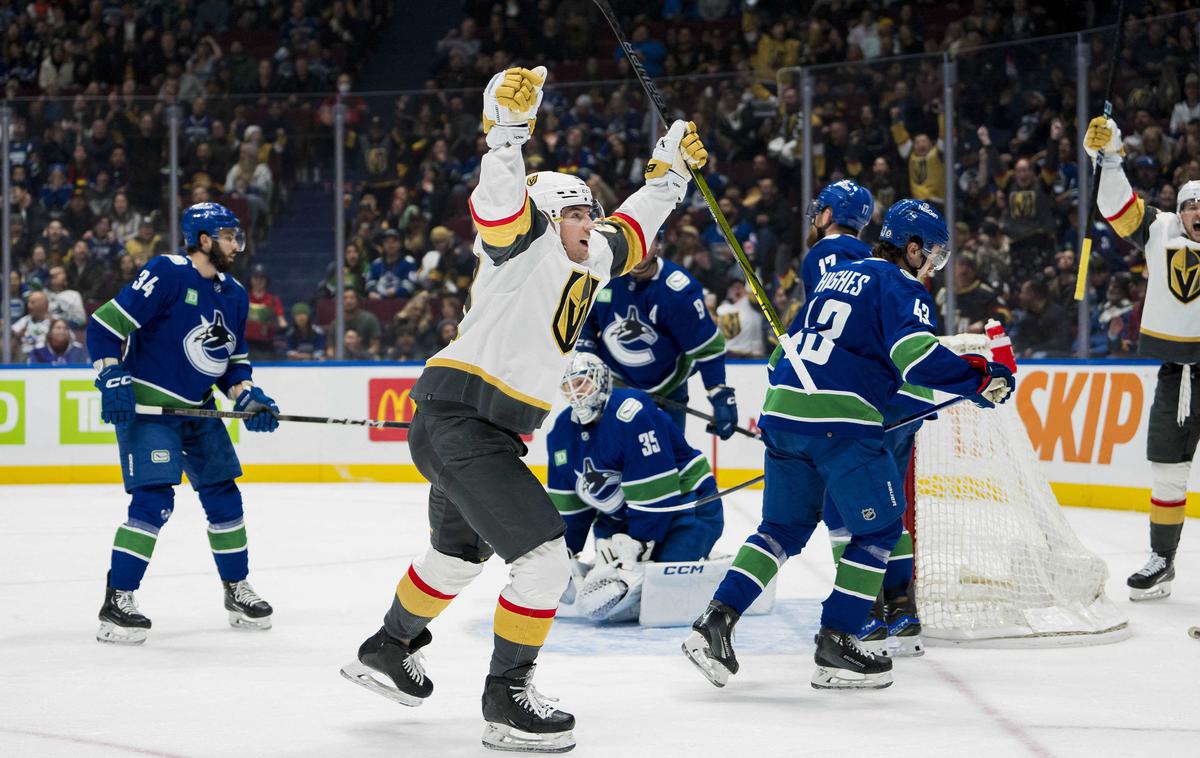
top-left (683, 199), bottom-right (1015, 689)
top-left (86, 202), bottom-right (280, 645)
top-left (576, 236), bottom-right (737, 439)
top-left (804, 185), bottom-right (933, 657)
top-left (547, 352), bottom-right (723, 621)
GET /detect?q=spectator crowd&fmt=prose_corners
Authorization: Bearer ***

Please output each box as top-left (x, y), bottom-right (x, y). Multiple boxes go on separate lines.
top-left (6, 0), bottom-right (1200, 364)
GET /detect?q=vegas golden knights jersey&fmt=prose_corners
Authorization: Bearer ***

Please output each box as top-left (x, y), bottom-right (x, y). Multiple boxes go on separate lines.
top-left (1099, 161), bottom-right (1200, 363)
top-left (413, 144), bottom-right (683, 434)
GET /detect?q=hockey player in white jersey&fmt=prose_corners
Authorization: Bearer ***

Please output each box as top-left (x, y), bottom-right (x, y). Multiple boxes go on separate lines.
top-left (340, 66), bottom-right (707, 753)
top-left (1089, 115), bottom-right (1200, 601)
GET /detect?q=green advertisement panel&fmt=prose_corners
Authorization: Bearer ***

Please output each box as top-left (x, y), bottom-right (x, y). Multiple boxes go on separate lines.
top-left (0, 380), bottom-right (25, 445)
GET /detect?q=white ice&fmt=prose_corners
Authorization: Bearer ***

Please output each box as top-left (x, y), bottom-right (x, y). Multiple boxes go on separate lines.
top-left (1, 483), bottom-right (1197, 758)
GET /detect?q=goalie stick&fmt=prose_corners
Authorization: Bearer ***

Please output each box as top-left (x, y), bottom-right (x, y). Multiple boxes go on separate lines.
top-left (134, 404), bottom-right (411, 430)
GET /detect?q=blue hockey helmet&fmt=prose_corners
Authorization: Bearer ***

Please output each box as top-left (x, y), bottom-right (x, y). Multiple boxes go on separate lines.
top-left (807, 179), bottom-right (874, 233)
top-left (181, 202), bottom-right (245, 252)
top-left (879, 199), bottom-right (951, 271)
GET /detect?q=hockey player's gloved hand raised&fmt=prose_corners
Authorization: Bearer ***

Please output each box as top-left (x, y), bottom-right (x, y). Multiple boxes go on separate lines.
top-left (706, 385), bottom-right (738, 440)
top-left (235, 386), bottom-right (280, 432)
top-left (961, 354), bottom-right (1015, 409)
top-left (644, 120), bottom-right (708, 199)
top-left (482, 66), bottom-right (547, 149)
top-left (95, 364), bottom-right (135, 427)
top-left (1084, 116), bottom-right (1123, 164)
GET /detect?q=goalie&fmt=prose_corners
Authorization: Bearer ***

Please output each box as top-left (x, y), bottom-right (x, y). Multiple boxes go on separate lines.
top-left (547, 352), bottom-right (725, 622)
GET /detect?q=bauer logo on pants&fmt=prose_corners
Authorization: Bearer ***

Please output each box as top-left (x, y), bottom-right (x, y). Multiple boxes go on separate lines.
top-left (369, 378), bottom-right (418, 442)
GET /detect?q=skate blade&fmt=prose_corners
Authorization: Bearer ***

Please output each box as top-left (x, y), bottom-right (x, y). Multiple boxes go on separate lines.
top-left (482, 722), bottom-right (575, 753)
top-left (887, 635), bottom-right (925, 658)
top-left (228, 611), bottom-right (273, 630)
top-left (1129, 581), bottom-right (1172, 602)
top-left (96, 621), bottom-right (148, 645)
top-left (810, 665), bottom-right (893, 690)
top-left (681, 633), bottom-right (730, 688)
top-left (339, 661), bottom-right (425, 707)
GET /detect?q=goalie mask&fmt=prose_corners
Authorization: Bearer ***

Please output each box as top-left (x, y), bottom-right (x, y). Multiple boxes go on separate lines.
top-left (527, 172), bottom-right (604, 223)
top-left (560, 351), bottom-right (611, 425)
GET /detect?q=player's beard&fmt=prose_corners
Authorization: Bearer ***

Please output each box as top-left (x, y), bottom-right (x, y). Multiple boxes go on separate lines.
top-left (209, 245), bottom-right (235, 273)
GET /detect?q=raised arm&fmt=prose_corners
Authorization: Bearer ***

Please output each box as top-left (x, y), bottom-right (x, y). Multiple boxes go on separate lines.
top-left (1085, 116), bottom-right (1158, 250)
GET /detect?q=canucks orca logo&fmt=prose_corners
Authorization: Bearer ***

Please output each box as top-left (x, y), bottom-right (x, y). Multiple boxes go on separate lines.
top-left (601, 305), bottom-right (658, 367)
top-left (575, 457), bottom-right (624, 514)
top-left (183, 310), bottom-right (237, 377)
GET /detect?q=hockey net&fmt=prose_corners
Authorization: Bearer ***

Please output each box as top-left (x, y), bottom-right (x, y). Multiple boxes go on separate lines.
top-left (910, 334), bottom-right (1129, 647)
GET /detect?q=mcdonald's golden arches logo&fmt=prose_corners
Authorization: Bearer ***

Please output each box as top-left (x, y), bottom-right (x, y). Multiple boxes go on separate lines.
top-left (368, 378), bottom-right (418, 442)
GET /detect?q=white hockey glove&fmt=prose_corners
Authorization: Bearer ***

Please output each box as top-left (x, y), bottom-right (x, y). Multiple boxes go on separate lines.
top-left (644, 120), bottom-right (708, 200)
top-left (577, 534), bottom-right (654, 622)
top-left (1083, 116), bottom-right (1123, 167)
top-left (482, 66), bottom-right (546, 149)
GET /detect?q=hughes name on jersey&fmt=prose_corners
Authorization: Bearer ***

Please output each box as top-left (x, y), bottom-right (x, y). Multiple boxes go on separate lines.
top-left (578, 259), bottom-right (726, 396)
top-left (764, 258), bottom-right (980, 438)
top-left (87, 254), bottom-right (252, 406)
top-left (413, 144), bottom-right (684, 434)
top-left (546, 387), bottom-right (718, 555)
top-left (798, 234), bottom-right (936, 422)
top-left (1099, 160), bottom-right (1200, 362)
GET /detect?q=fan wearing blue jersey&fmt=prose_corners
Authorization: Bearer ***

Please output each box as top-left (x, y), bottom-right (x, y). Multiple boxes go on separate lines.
top-left (803, 185), bottom-right (932, 657)
top-left (576, 239), bottom-right (737, 439)
top-left (86, 202), bottom-right (280, 646)
top-left (547, 352), bottom-right (723, 622)
top-left (683, 200), bottom-right (1015, 690)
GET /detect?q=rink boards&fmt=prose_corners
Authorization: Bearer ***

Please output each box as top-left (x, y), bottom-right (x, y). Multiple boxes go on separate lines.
top-left (1, 359), bottom-right (1196, 517)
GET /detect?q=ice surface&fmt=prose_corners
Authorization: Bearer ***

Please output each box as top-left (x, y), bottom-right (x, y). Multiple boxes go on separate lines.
top-left (1, 483), bottom-right (1196, 758)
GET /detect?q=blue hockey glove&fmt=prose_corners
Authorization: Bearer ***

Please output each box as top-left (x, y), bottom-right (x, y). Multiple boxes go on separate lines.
top-left (961, 354), bottom-right (1015, 409)
top-left (95, 365), bottom-right (136, 427)
top-left (235, 386), bottom-right (280, 432)
top-left (706, 385), bottom-right (738, 440)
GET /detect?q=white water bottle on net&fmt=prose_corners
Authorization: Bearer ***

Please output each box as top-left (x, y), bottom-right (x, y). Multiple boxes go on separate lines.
top-left (911, 323), bottom-right (1129, 647)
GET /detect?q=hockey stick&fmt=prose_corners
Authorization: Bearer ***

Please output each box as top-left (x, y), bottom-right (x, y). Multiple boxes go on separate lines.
top-left (650, 392), bottom-right (760, 439)
top-left (1074, 0), bottom-right (1126, 301)
top-left (691, 395), bottom-right (972, 507)
top-left (590, 0), bottom-right (821, 393)
top-left (611, 377), bottom-right (759, 438)
top-left (134, 404), bottom-right (412, 430)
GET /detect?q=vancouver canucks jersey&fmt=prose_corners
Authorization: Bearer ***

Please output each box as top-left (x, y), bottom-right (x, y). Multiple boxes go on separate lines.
top-left (799, 235), bottom-right (935, 423)
top-left (577, 259), bottom-right (725, 396)
top-left (763, 257), bottom-right (981, 439)
top-left (546, 387), bottom-right (718, 552)
top-left (87, 254), bottom-right (252, 407)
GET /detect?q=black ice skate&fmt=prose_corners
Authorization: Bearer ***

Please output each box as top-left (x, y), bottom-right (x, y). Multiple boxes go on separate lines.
top-left (223, 579), bottom-right (273, 629)
top-left (97, 578), bottom-right (152, 645)
top-left (857, 593), bottom-right (888, 657)
top-left (884, 592), bottom-right (925, 657)
top-left (481, 663), bottom-right (575, 754)
top-left (681, 600), bottom-right (740, 687)
top-left (1128, 552), bottom-right (1175, 601)
top-left (811, 626), bottom-right (893, 690)
top-left (340, 627), bottom-right (434, 707)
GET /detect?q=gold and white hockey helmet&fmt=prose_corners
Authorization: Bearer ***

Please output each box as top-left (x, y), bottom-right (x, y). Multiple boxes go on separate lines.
top-left (526, 172), bottom-right (604, 222)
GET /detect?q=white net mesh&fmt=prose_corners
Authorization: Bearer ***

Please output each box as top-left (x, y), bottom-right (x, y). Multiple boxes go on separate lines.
top-left (912, 334), bottom-right (1129, 646)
